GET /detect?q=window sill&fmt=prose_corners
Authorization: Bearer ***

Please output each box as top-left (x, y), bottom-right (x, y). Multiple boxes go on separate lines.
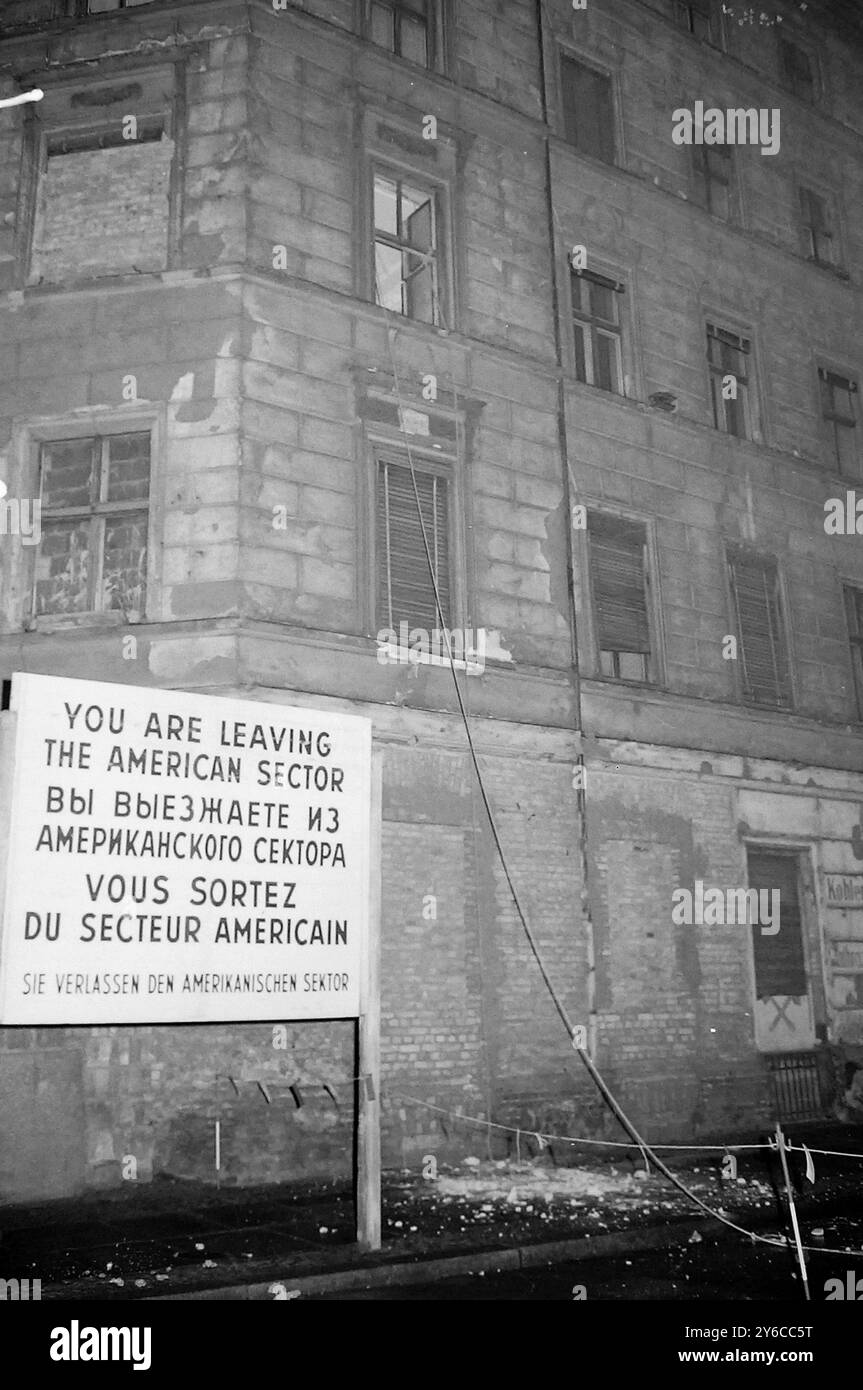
top-left (28, 611), bottom-right (133, 635)
top-left (376, 641), bottom-right (485, 675)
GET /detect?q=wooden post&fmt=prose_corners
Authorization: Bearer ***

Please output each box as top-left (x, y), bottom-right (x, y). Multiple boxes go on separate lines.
top-left (775, 1123), bottom-right (810, 1301)
top-left (357, 748), bottom-right (382, 1250)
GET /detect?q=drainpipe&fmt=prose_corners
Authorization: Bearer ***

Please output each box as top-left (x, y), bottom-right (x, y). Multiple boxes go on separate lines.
top-left (535, 0), bottom-right (598, 1061)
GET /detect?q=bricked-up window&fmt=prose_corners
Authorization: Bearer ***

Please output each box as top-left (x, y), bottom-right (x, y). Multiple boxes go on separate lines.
top-left (369, 0), bottom-right (432, 66)
top-left (560, 56), bottom-right (615, 165)
top-left (707, 323), bottom-right (751, 437)
top-left (373, 172), bottom-right (442, 325)
top-left (727, 551), bottom-right (792, 709)
top-left (747, 850), bottom-right (807, 1000)
top-left (34, 433), bottom-right (150, 621)
top-left (693, 143), bottom-right (732, 219)
top-left (672, 0), bottom-right (712, 41)
top-left (30, 120), bottom-right (172, 283)
top-left (571, 269), bottom-right (624, 394)
top-left (799, 188), bottom-right (835, 265)
top-left (588, 513), bottom-right (652, 682)
top-left (780, 37), bottom-right (815, 102)
top-left (820, 368), bottom-right (860, 479)
top-left (377, 458), bottom-right (451, 633)
top-left (843, 588), bottom-right (863, 720)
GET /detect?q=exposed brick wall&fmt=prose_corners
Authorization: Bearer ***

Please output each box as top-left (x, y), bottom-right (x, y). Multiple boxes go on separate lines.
top-left (31, 139), bottom-right (173, 282)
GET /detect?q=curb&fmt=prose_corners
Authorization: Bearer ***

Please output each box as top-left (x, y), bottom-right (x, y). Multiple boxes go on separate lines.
top-left (152, 1216), bottom-right (729, 1299)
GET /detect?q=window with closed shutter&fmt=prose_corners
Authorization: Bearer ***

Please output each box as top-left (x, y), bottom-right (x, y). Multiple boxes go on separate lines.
top-left (560, 55), bottom-right (615, 165)
top-left (747, 850), bottom-right (807, 1000)
top-left (588, 512), bottom-right (652, 682)
top-left (844, 586), bottom-right (863, 720)
top-left (376, 458), bottom-right (451, 634)
top-left (727, 551), bottom-right (792, 709)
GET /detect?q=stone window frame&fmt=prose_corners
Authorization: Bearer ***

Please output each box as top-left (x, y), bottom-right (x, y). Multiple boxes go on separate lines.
top-left (723, 545), bottom-right (795, 712)
top-left (554, 47), bottom-right (623, 169)
top-left (701, 307), bottom-right (764, 443)
top-left (814, 355), bottom-right (862, 482)
top-left (560, 251), bottom-right (641, 402)
top-left (570, 266), bottom-right (626, 396)
top-left (670, 0), bottom-right (716, 46)
top-left (795, 179), bottom-right (845, 272)
top-left (13, 64), bottom-right (183, 290)
top-left (358, 0), bottom-right (450, 75)
top-left (2, 406), bottom-right (166, 635)
top-left (777, 31), bottom-right (821, 106)
top-left (356, 369), bottom-right (475, 661)
top-left (357, 108), bottom-right (459, 333)
top-left (740, 839), bottom-right (825, 1053)
top-left (572, 500), bottom-right (666, 688)
top-left (691, 140), bottom-right (736, 222)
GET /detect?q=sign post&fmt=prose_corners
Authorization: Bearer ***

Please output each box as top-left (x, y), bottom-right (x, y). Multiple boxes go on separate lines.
top-left (357, 749), bottom-right (382, 1250)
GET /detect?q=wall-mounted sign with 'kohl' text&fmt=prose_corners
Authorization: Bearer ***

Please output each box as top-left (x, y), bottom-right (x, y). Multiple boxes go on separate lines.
top-left (824, 873), bottom-right (863, 909)
top-left (0, 674), bottom-right (372, 1025)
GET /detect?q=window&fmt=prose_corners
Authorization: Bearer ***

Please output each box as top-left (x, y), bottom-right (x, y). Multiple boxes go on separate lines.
top-left (780, 37), bottom-right (815, 102)
top-left (672, 0), bottom-right (712, 41)
top-left (693, 143), bottom-right (732, 219)
top-left (30, 119), bottom-right (172, 283)
top-left (369, 0), bottom-right (432, 66)
top-left (799, 188), bottom-right (836, 265)
top-left (376, 458), bottom-right (451, 632)
top-left (707, 323), bottom-right (751, 438)
top-left (747, 850), bottom-right (807, 1000)
top-left (34, 433), bottom-right (150, 620)
top-left (727, 551), bottom-right (792, 708)
top-left (820, 369), bottom-right (860, 479)
top-left (844, 587), bottom-right (863, 719)
top-left (560, 55), bottom-right (615, 165)
top-left (587, 512), bottom-right (653, 682)
top-left (571, 269), bottom-right (624, 394)
top-left (373, 172), bottom-right (441, 325)
top-left (85, 0), bottom-right (153, 9)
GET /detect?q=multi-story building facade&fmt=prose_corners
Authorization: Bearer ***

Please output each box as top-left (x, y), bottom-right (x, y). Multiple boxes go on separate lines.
top-left (0, 0), bottom-right (861, 1200)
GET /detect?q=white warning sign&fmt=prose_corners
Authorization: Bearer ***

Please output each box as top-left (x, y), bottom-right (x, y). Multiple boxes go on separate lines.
top-left (0, 674), bottom-right (372, 1025)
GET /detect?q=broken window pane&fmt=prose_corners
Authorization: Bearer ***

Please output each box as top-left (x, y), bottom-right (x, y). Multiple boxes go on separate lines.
top-left (41, 438), bottom-right (96, 509)
top-left (34, 520), bottom-right (91, 616)
top-left (102, 512), bottom-right (148, 618)
top-left (35, 433), bottom-right (150, 619)
top-left (106, 432), bottom-right (150, 503)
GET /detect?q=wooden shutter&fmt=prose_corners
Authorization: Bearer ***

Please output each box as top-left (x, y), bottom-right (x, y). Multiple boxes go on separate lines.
top-left (748, 851), bottom-right (807, 1000)
top-left (377, 459), bottom-right (451, 630)
top-left (588, 513), bottom-right (650, 654)
top-left (728, 552), bottom-right (792, 708)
